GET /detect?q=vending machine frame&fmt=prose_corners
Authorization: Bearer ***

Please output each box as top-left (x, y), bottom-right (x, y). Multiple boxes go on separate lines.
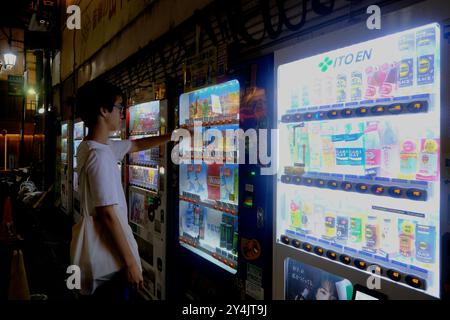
top-left (272, 3), bottom-right (450, 300)
top-left (72, 119), bottom-right (86, 223)
top-left (175, 54), bottom-right (275, 300)
top-left (60, 120), bottom-right (73, 215)
top-left (125, 99), bottom-right (170, 300)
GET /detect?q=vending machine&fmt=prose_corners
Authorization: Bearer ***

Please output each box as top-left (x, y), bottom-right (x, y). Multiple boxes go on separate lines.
top-left (126, 100), bottom-right (169, 300)
top-left (178, 80), bottom-right (241, 274)
top-left (60, 121), bottom-right (72, 214)
top-left (72, 120), bottom-right (86, 223)
top-left (176, 55), bottom-right (274, 300)
top-left (274, 23), bottom-right (444, 299)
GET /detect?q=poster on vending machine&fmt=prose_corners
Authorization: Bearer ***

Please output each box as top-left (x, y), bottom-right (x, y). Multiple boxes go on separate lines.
top-left (285, 258), bottom-right (353, 300)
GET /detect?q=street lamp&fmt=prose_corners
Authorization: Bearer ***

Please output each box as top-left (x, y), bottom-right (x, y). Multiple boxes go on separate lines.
top-left (3, 52), bottom-right (16, 69)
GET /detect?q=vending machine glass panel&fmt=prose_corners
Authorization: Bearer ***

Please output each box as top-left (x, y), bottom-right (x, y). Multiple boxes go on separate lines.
top-left (276, 23), bottom-right (440, 297)
top-left (179, 80), bottom-right (240, 274)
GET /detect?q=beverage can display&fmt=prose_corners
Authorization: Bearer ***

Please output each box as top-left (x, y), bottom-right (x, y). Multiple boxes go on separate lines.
top-left (313, 201), bottom-right (325, 238)
top-left (185, 203), bottom-right (194, 231)
top-left (207, 163), bottom-right (222, 201)
top-left (295, 125), bottom-right (310, 167)
top-left (380, 63), bottom-right (398, 98)
top-left (398, 33), bottom-right (415, 89)
top-left (398, 219), bottom-right (415, 258)
top-left (336, 216), bottom-right (349, 243)
top-left (416, 28), bottom-right (436, 86)
top-left (364, 121), bottom-right (381, 176)
top-left (321, 122), bottom-right (335, 173)
top-left (350, 71), bottom-right (363, 101)
top-left (226, 223), bottom-right (234, 251)
top-left (288, 126), bottom-right (298, 164)
top-left (379, 217), bottom-right (396, 257)
top-left (290, 199), bottom-right (302, 229)
top-left (220, 165), bottom-right (238, 203)
top-left (198, 207), bottom-right (206, 239)
top-left (232, 232), bottom-right (238, 254)
top-left (399, 138), bottom-right (418, 180)
top-left (364, 215), bottom-right (379, 253)
top-left (324, 211), bottom-right (336, 240)
top-left (415, 224), bottom-right (436, 263)
top-left (300, 197), bottom-right (313, 234)
top-left (336, 73), bottom-right (347, 103)
top-left (220, 222), bottom-right (227, 248)
top-left (333, 123), bottom-right (348, 172)
top-left (350, 216), bottom-right (363, 244)
top-left (416, 138), bottom-right (440, 181)
top-left (364, 66), bottom-right (377, 99)
top-left (308, 123), bottom-right (323, 172)
top-left (380, 121), bottom-right (399, 178)
top-left (193, 205), bottom-right (200, 226)
top-left (347, 122), bottom-right (365, 175)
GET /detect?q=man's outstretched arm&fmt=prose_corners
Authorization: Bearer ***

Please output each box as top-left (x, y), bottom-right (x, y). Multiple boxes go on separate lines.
top-left (129, 133), bottom-right (172, 153)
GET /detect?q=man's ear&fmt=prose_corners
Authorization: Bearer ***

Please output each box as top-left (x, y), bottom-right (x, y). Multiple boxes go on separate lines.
top-left (99, 106), bottom-right (110, 118)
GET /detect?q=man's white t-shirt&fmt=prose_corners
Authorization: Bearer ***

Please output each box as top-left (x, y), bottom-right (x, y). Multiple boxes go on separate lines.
top-left (75, 139), bottom-right (141, 294)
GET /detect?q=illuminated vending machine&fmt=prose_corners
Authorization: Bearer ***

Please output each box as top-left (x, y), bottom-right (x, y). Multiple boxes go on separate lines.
top-left (72, 120), bottom-right (86, 222)
top-left (274, 23), bottom-right (443, 299)
top-left (60, 121), bottom-right (72, 214)
top-left (178, 80), bottom-right (240, 274)
top-left (126, 100), bottom-right (169, 300)
top-left (177, 68), bottom-right (274, 300)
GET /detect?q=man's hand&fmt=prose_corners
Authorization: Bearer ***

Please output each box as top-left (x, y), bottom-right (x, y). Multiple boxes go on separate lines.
top-left (126, 262), bottom-right (144, 291)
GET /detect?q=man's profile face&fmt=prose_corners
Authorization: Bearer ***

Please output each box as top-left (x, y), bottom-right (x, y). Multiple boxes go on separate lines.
top-left (107, 95), bottom-right (124, 132)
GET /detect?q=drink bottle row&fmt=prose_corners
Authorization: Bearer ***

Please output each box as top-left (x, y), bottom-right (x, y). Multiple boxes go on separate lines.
top-left (286, 118), bottom-right (439, 181)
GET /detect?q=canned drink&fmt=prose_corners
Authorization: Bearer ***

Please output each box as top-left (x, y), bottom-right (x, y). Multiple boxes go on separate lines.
top-left (380, 218), bottom-right (394, 256)
top-left (398, 219), bottom-right (415, 258)
top-left (336, 216), bottom-right (349, 242)
top-left (364, 215), bottom-right (379, 252)
top-left (226, 223), bottom-right (234, 251)
top-left (290, 200), bottom-right (302, 229)
top-left (232, 232), bottom-right (239, 254)
top-left (336, 73), bottom-right (347, 103)
top-left (415, 224), bottom-right (436, 263)
top-left (350, 216), bottom-right (363, 244)
top-left (350, 71), bottom-right (363, 101)
top-left (324, 212), bottom-right (336, 240)
top-left (220, 223), bottom-right (227, 248)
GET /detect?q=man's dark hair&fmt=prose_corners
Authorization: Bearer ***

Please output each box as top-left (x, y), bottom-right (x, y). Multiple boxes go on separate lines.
top-left (76, 80), bottom-right (124, 128)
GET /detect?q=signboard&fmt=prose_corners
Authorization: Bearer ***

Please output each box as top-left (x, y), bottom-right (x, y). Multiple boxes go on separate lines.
top-left (7, 75), bottom-right (23, 96)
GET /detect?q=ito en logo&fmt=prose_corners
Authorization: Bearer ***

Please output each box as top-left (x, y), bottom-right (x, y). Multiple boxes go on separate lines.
top-left (319, 57), bottom-right (333, 72)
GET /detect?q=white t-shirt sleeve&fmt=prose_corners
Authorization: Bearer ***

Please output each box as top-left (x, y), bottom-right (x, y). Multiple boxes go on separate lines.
top-left (109, 139), bottom-right (132, 161)
top-left (85, 149), bottom-right (120, 207)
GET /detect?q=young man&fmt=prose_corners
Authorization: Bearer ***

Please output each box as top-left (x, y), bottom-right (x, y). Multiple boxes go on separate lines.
top-left (71, 80), bottom-right (172, 299)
